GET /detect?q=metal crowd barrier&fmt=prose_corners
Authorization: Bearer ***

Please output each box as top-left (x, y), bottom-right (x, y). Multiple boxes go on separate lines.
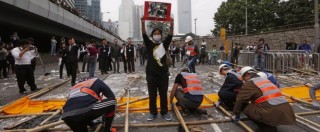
top-left (238, 50), bottom-right (320, 74)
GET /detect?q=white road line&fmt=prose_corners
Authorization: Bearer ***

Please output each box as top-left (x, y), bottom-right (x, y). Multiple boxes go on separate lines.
top-left (208, 118), bottom-right (222, 132)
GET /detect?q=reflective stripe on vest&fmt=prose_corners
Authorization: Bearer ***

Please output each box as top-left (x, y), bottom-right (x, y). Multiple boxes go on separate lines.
top-left (228, 70), bottom-right (242, 81)
top-left (251, 77), bottom-right (287, 105)
top-left (186, 45), bottom-right (197, 56)
top-left (68, 78), bottom-right (101, 100)
top-left (181, 72), bottom-right (204, 95)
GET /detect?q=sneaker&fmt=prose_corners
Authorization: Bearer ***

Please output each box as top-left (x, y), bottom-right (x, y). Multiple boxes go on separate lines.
top-left (31, 88), bottom-right (40, 92)
top-left (161, 113), bottom-right (172, 121)
top-left (182, 110), bottom-right (192, 117)
top-left (147, 114), bottom-right (157, 121)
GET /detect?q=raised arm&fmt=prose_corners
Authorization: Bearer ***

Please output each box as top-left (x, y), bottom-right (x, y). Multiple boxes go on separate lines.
top-left (168, 17), bottom-right (174, 35)
top-left (141, 16), bottom-right (146, 34)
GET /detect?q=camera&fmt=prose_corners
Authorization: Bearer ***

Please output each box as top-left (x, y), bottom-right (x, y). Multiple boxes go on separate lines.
top-left (29, 45), bottom-right (36, 50)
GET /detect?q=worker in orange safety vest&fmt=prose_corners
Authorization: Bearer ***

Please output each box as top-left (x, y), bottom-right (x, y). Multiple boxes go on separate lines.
top-left (61, 77), bottom-right (117, 132)
top-left (233, 66), bottom-right (295, 131)
top-left (169, 67), bottom-right (207, 116)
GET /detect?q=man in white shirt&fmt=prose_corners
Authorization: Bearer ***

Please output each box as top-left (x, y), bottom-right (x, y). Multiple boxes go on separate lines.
top-left (11, 39), bottom-right (39, 94)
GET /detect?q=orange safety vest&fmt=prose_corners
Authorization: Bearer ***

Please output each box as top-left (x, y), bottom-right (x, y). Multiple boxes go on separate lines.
top-left (251, 77), bottom-right (287, 105)
top-left (181, 72), bottom-right (204, 95)
top-left (186, 45), bottom-right (197, 56)
top-left (68, 78), bottom-right (102, 101)
top-left (228, 70), bottom-right (242, 81)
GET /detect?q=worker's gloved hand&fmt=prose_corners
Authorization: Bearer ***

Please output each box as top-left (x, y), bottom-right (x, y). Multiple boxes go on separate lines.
top-left (232, 115), bottom-right (240, 123)
top-left (215, 100), bottom-right (221, 108)
top-left (312, 101), bottom-right (320, 108)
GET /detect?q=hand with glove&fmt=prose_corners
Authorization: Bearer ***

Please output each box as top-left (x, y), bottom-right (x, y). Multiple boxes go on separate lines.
top-left (215, 100), bottom-right (221, 108)
top-left (312, 101), bottom-right (320, 108)
top-left (232, 115), bottom-right (240, 123)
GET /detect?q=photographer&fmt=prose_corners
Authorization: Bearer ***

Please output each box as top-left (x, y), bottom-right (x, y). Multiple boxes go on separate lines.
top-left (11, 39), bottom-right (39, 94)
top-left (0, 41), bottom-right (8, 78)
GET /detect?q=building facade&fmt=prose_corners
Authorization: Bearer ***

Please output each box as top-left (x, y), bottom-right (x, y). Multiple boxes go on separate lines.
top-left (65, 0), bottom-right (75, 8)
top-left (75, 0), bottom-right (101, 23)
top-left (177, 0), bottom-right (192, 34)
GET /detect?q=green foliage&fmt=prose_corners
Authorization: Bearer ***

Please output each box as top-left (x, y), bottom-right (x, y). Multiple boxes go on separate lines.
top-left (212, 0), bottom-right (314, 36)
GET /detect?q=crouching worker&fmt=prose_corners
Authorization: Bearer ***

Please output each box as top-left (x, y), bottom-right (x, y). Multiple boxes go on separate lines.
top-left (306, 83), bottom-right (320, 107)
top-left (217, 64), bottom-right (243, 111)
top-left (61, 77), bottom-right (117, 132)
top-left (234, 66), bottom-right (295, 131)
top-left (169, 67), bottom-right (206, 115)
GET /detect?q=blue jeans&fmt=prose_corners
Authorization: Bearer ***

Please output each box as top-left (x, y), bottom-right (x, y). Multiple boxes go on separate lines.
top-left (254, 54), bottom-right (264, 70)
top-left (88, 56), bottom-right (97, 77)
top-left (210, 55), bottom-right (217, 65)
top-left (309, 83), bottom-right (320, 100)
top-left (188, 56), bottom-right (197, 73)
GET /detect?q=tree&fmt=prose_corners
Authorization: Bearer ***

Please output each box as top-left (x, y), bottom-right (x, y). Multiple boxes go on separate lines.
top-left (212, 0), bottom-right (314, 35)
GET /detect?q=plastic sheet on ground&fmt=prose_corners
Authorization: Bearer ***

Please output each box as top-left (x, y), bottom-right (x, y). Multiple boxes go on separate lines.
top-left (281, 85), bottom-right (320, 102)
top-left (116, 94), bottom-right (219, 113)
top-left (2, 97), bottom-right (65, 115)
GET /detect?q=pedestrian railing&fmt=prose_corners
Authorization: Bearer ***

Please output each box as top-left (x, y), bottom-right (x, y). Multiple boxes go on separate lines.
top-left (236, 50), bottom-right (320, 74)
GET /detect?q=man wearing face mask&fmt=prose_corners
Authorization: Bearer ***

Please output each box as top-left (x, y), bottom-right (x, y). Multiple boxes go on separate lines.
top-left (141, 16), bottom-right (174, 121)
top-left (185, 36), bottom-right (199, 73)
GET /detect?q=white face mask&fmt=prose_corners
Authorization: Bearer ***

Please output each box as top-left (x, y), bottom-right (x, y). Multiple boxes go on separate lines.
top-left (153, 35), bottom-right (161, 42)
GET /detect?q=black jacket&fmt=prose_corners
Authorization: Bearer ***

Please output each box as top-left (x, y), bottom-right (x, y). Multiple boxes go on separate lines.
top-left (99, 45), bottom-right (108, 60)
top-left (66, 44), bottom-right (79, 63)
top-left (220, 73), bottom-right (243, 92)
top-left (112, 45), bottom-right (122, 58)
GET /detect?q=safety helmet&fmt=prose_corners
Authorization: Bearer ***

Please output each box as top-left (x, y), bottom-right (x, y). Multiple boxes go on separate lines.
top-left (185, 36), bottom-right (193, 43)
top-left (239, 66), bottom-right (255, 77)
top-left (257, 72), bottom-right (267, 79)
top-left (180, 67), bottom-right (191, 73)
top-left (218, 64), bottom-right (230, 75)
top-left (222, 61), bottom-right (233, 67)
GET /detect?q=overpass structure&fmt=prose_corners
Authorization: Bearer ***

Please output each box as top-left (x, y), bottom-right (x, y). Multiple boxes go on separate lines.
top-left (0, 0), bottom-right (122, 44)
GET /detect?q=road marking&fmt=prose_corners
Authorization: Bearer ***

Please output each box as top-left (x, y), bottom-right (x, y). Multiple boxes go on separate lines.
top-left (208, 118), bottom-right (222, 132)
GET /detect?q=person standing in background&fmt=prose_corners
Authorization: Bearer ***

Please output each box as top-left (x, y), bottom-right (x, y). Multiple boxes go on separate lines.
top-left (87, 40), bottom-right (99, 77)
top-left (81, 42), bottom-right (89, 72)
top-left (11, 39), bottom-right (39, 94)
top-left (126, 39), bottom-right (136, 73)
top-left (65, 37), bottom-right (79, 86)
top-left (139, 44), bottom-right (147, 66)
top-left (11, 32), bottom-right (20, 47)
top-left (112, 39), bottom-right (121, 73)
top-left (0, 41), bottom-right (8, 78)
top-left (58, 43), bottom-right (68, 79)
top-left (210, 45), bottom-right (218, 65)
top-left (199, 41), bottom-right (207, 65)
top-left (51, 36), bottom-right (57, 55)
top-left (6, 42), bottom-right (15, 74)
top-left (121, 44), bottom-right (127, 73)
top-left (107, 42), bottom-right (113, 72)
top-left (168, 41), bottom-right (177, 68)
top-left (99, 39), bottom-right (109, 75)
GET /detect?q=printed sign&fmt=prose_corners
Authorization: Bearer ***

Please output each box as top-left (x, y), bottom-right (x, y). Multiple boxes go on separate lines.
top-left (144, 1), bottom-right (171, 22)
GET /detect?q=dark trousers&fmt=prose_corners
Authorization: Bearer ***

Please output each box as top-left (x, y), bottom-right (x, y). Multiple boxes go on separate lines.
top-left (0, 60), bottom-right (7, 78)
top-left (7, 58), bottom-right (14, 73)
top-left (170, 55), bottom-right (175, 67)
top-left (218, 90), bottom-right (237, 111)
top-left (82, 55), bottom-right (89, 72)
top-left (127, 57), bottom-right (135, 72)
top-left (107, 57), bottom-right (112, 71)
top-left (63, 98), bottom-right (116, 132)
top-left (31, 58), bottom-right (36, 72)
top-left (199, 54), bottom-right (206, 65)
top-left (100, 58), bottom-right (108, 74)
top-left (66, 62), bottom-right (78, 85)
top-left (122, 57), bottom-right (127, 73)
top-left (175, 90), bottom-right (201, 111)
top-left (140, 56), bottom-right (145, 66)
top-left (146, 72), bottom-right (169, 115)
top-left (15, 65), bottom-right (37, 93)
top-left (113, 58), bottom-right (120, 73)
top-left (59, 59), bottom-right (66, 79)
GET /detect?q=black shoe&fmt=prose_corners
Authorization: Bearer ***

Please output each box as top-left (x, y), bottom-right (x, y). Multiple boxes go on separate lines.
top-left (31, 88), bottom-right (40, 92)
top-left (19, 91), bottom-right (27, 94)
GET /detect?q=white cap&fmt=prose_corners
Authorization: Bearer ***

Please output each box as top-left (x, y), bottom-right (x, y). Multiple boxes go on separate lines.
top-left (257, 72), bottom-right (267, 79)
top-left (239, 66), bottom-right (255, 77)
top-left (185, 36), bottom-right (193, 43)
top-left (218, 64), bottom-right (230, 75)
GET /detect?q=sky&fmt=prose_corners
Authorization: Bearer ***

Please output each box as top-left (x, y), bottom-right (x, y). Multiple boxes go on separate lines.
top-left (101, 0), bottom-right (226, 36)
